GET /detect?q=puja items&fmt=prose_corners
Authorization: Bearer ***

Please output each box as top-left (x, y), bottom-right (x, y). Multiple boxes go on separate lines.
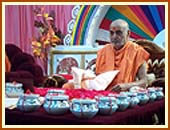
top-left (70, 98), bottom-right (98, 119)
top-left (96, 95), bottom-right (118, 115)
top-left (5, 82), bottom-right (24, 98)
top-left (46, 89), bottom-right (65, 96)
top-left (43, 94), bottom-right (69, 115)
top-left (116, 94), bottom-right (130, 111)
top-left (127, 92), bottom-right (140, 108)
top-left (155, 87), bottom-right (164, 100)
top-left (147, 87), bottom-right (157, 102)
top-left (137, 90), bottom-right (149, 105)
top-left (17, 94), bottom-right (41, 112)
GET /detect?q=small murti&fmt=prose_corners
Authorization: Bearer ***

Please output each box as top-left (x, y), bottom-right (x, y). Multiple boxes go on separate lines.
top-left (5, 82), bottom-right (24, 98)
top-left (70, 98), bottom-right (99, 119)
top-left (43, 93), bottom-right (69, 115)
top-left (17, 94), bottom-right (41, 112)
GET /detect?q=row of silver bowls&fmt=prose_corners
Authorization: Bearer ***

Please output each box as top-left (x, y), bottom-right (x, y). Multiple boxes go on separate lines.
top-left (15, 87), bottom-right (164, 119)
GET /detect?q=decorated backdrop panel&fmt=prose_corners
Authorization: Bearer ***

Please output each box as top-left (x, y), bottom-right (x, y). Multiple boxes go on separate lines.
top-left (69, 5), bottom-right (165, 46)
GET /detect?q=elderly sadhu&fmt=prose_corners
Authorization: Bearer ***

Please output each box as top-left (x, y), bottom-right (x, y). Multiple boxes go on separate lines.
top-left (96, 19), bottom-right (150, 92)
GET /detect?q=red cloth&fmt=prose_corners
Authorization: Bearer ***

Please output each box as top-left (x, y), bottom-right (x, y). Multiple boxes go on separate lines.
top-left (59, 74), bottom-right (73, 80)
top-left (27, 87), bottom-right (117, 100)
top-left (26, 74), bottom-right (117, 99)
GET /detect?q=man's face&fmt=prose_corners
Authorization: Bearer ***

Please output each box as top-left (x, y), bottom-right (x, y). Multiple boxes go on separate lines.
top-left (110, 26), bottom-right (128, 50)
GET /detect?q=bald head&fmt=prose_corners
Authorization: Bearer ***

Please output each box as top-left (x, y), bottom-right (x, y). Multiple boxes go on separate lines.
top-left (110, 19), bottom-right (129, 33)
top-left (109, 19), bottom-right (130, 50)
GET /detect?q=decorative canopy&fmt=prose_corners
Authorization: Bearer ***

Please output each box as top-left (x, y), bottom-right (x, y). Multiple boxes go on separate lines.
top-left (99, 5), bottom-right (165, 41)
top-left (69, 5), bottom-right (165, 46)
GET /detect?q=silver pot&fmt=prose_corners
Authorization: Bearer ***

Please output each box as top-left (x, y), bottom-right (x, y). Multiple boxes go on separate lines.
top-left (117, 94), bottom-right (129, 111)
top-left (17, 94), bottom-right (41, 112)
top-left (137, 91), bottom-right (149, 105)
top-left (96, 95), bottom-right (118, 115)
top-left (43, 94), bottom-right (69, 115)
top-left (5, 82), bottom-right (24, 98)
top-left (155, 87), bottom-right (164, 100)
top-left (70, 98), bottom-right (98, 119)
top-left (147, 87), bottom-right (157, 102)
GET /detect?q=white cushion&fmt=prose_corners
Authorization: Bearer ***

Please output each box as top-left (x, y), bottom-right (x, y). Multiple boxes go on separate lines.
top-left (71, 67), bottom-right (119, 90)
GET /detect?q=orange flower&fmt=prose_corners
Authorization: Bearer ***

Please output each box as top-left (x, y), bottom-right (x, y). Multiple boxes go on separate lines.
top-left (51, 35), bottom-right (61, 43)
top-left (32, 7), bottom-right (62, 62)
top-left (32, 40), bottom-right (41, 47)
top-left (33, 49), bottom-right (41, 57)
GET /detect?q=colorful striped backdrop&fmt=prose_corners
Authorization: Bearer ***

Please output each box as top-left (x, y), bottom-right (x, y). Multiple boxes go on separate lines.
top-left (70, 5), bottom-right (165, 45)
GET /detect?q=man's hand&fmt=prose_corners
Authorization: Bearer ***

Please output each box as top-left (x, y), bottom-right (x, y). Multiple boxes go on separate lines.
top-left (111, 83), bottom-right (129, 92)
top-left (111, 62), bottom-right (148, 92)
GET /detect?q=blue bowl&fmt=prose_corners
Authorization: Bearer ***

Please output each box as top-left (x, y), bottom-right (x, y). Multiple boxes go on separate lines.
top-left (117, 94), bottom-right (130, 111)
top-left (96, 96), bottom-right (118, 115)
top-left (5, 82), bottom-right (24, 98)
top-left (43, 94), bottom-right (69, 115)
top-left (70, 98), bottom-right (98, 119)
top-left (17, 94), bottom-right (41, 112)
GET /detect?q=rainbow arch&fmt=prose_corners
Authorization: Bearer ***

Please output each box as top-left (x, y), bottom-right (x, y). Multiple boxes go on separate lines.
top-left (71, 5), bottom-right (165, 45)
top-left (71, 5), bottom-right (98, 45)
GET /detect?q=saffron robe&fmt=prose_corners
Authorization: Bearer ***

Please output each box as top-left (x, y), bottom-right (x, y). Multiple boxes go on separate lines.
top-left (96, 41), bottom-right (150, 90)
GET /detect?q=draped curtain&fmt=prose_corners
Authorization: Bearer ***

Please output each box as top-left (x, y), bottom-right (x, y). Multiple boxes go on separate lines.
top-left (5, 5), bottom-right (74, 74)
top-left (5, 5), bottom-right (74, 53)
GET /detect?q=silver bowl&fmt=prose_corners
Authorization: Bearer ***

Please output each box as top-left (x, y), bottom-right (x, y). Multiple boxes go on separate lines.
top-left (96, 96), bottom-right (118, 115)
top-left (17, 94), bottom-right (41, 112)
top-left (43, 94), bottom-right (69, 115)
top-left (70, 98), bottom-right (98, 119)
top-left (155, 87), bottom-right (164, 100)
top-left (137, 91), bottom-right (149, 105)
top-left (127, 92), bottom-right (139, 108)
top-left (117, 94), bottom-right (130, 111)
top-left (5, 82), bottom-right (24, 98)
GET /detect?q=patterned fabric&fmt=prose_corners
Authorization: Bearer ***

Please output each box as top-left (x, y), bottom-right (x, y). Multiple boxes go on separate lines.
top-left (56, 57), bottom-right (78, 74)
